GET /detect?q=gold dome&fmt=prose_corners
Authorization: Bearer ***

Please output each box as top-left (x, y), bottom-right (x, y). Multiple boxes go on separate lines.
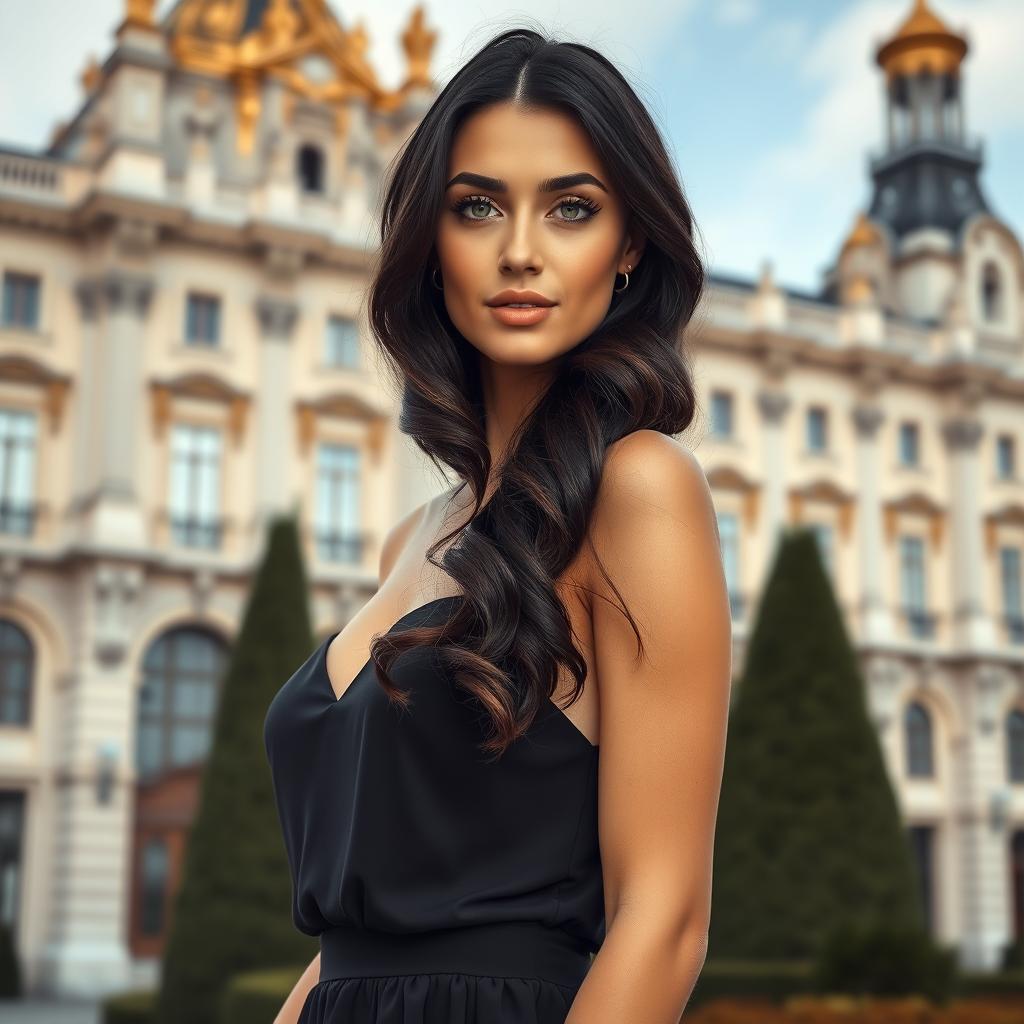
top-left (875, 0), bottom-right (968, 81)
top-left (840, 212), bottom-right (883, 257)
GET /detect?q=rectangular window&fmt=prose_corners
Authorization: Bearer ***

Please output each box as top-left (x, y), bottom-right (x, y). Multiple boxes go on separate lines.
top-left (168, 424), bottom-right (222, 549)
top-left (899, 421), bottom-right (920, 466)
top-left (2, 272), bottom-right (40, 329)
top-left (315, 443), bottom-right (362, 563)
top-left (185, 293), bottom-right (221, 346)
top-left (806, 406), bottom-right (828, 452)
top-left (997, 434), bottom-right (1016, 480)
top-left (1002, 546), bottom-right (1022, 616)
top-left (809, 522), bottom-right (835, 579)
top-left (325, 315), bottom-right (360, 368)
top-left (0, 409), bottom-right (38, 537)
top-left (709, 390), bottom-right (733, 438)
top-left (716, 510), bottom-right (742, 618)
top-left (900, 535), bottom-right (926, 610)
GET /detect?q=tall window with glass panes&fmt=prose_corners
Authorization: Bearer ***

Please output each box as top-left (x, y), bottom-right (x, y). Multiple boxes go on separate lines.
top-left (0, 409), bottom-right (37, 537)
top-left (168, 424), bottom-right (223, 549)
top-left (315, 443), bottom-right (361, 563)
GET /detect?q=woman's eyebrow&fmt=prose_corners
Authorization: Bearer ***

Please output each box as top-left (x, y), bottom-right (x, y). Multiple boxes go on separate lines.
top-left (444, 171), bottom-right (608, 194)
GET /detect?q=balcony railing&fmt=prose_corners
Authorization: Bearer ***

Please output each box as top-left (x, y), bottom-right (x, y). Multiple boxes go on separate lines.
top-left (1004, 613), bottom-right (1024, 646)
top-left (900, 605), bottom-right (938, 641)
top-left (0, 498), bottom-right (38, 537)
top-left (314, 528), bottom-right (370, 565)
top-left (168, 513), bottom-right (225, 551)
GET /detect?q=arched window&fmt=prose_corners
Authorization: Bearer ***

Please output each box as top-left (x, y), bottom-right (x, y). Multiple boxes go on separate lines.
top-left (981, 261), bottom-right (1004, 323)
top-left (139, 837), bottom-right (169, 936)
top-left (297, 143), bottom-right (325, 194)
top-left (1008, 709), bottom-right (1024, 784)
top-left (135, 625), bottom-right (229, 780)
top-left (905, 701), bottom-right (934, 778)
top-left (0, 619), bottom-right (34, 726)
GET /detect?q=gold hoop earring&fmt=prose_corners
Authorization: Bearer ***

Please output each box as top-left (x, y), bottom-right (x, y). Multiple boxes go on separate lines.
top-left (432, 267), bottom-right (443, 290)
top-left (614, 264), bottom-right (632, 293)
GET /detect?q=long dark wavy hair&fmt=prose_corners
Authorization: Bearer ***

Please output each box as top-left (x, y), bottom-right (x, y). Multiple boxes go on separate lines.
top-left (363, 24), bottom-right (705, 762)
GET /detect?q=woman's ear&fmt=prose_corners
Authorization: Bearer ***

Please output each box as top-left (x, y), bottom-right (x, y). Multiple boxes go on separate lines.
top-left (623, 223), bottom-right (647, 272)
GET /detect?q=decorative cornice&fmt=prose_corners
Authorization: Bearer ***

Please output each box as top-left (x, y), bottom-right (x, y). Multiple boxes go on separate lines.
top-left (851, 402), bottom-right (885, 438)
top-left (705, 464), bottom-right (760, 531)
top-left (295, 391), bottom-right (390, 460)
top-left (149, 373), bottom-right (250, 446)
top-left (756, 388), bottom-right (791, 424)
top-left (983, 503), bottom-right (1024, 558)
top-left (75, 270), bottom-right (154, 318)
top-left (883, 489), bottom-right (946, 548)
top-left (788, 478), bottom-right (857, 540)
top-left (940, 416), bottom-right (984, 452)
top-left (0, 355), bottom-right (72, 434)
top-left (254, 295), bottom-right (299, 339)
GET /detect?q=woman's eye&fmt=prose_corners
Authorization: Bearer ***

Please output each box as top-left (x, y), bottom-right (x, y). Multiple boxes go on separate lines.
top-left (452, 196), bottom-right (599, 223)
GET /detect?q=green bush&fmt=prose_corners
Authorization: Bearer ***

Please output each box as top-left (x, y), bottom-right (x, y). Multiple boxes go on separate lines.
top-left (688, 959), bottom-right (815, 1007)
top-left (101, 988), bottom-right (156, 1024)
top-left (219, 965), bottom-right (308, 1024)
top-left (811, 919), bottom-right (958, 1002)
top-left (708, 529), bottom-right (925, 961)
top-left (957, 969), bottom-right (1024, 996)
top-left (1001, 936), bottom-right (1024, 970)
top-left (0, 920), bottom-right (22, 997)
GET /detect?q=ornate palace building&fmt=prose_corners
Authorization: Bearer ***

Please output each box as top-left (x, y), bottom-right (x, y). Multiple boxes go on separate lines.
top-left (0, 0), bottom-right (1021, 999)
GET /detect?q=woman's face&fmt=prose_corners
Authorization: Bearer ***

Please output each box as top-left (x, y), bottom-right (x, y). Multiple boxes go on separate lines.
top-left (435, 101), bottom-right (645, 366)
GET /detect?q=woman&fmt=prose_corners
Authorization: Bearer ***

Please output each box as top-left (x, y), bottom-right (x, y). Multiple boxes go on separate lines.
top-left (264, 23), bottom-right (732, 1024)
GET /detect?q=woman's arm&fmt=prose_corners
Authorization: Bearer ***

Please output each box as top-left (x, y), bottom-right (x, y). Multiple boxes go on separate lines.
top-left (272, 952), bottom-right (321, 1024)
top-left (567, 430), bottom-right (732, 1023)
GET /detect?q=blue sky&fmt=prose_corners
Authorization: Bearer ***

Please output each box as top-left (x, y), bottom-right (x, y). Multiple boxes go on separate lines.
top-left (1, 0), bottom-right (1021, 294)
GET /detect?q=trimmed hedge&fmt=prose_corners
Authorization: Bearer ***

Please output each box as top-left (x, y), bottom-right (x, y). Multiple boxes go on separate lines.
top-left (709, 528), bottom-right (924, 962)
top-left (812, 920), bottom-right (958, 1002)
top-left (689, 960), bottom-right (816, 1007)
top-left (101, 988), bottom-right (156, 1024)
top-left (0, 921), bottom-right (21, 997)
top-left (219, 965), bottom-right (308, 1024)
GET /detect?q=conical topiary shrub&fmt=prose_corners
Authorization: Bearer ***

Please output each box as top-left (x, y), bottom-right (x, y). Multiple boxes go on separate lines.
top-left (707, 526), bottom-right (924, 961)
top-left (154, 513), bottom-right (319, 1024)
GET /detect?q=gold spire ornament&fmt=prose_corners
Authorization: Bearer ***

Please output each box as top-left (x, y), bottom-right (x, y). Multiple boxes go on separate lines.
top-left (123, 0), bottom-right (156, 29)
top-left (875, 0), bottom-right (968, 82)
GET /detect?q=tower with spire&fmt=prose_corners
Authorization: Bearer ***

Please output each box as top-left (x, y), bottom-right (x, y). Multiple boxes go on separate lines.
top-left (824, 0), bottom-right (1022, 339)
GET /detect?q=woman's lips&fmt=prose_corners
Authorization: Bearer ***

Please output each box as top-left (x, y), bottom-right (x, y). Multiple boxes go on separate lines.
top-left (488, 305), bottom-right (555, 326)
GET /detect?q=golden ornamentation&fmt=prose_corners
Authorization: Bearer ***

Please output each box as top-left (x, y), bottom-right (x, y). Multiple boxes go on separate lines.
top-left (124, 0), bottom-right (156, 28)
top-left (841, 212), bottom-right (882, 257)
top-left (401, 5), bottom-right (436, 89)
top-left (234, 70), bottom-right (261, 155)
top-left (81, 56), bottom-right (102, 94)
top-left (875, 0), bottom-right (967, 82)
top-left (167, 0), bottom-right (436, 152)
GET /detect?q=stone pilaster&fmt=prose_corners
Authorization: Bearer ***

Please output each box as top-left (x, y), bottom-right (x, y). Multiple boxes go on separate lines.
top-left (940, 415), bottom-right (995, 649)
top-left (252, 296), bottom-right (299, 546)
top-left (851, 402), bottom-right (893, 644)
top-left (70, 270), bottom-right (154, 549)
top-left (755, 386), bottom-right (791, 574)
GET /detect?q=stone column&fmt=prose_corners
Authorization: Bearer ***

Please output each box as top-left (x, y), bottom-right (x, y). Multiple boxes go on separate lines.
top-left (940, 415), bottom-right (995, 649)
top-left (40, 560), bottom-right (144, 996)
top-left (252, 296), bottom-right (299, 546)
top-left (952, 667), bottom-right (1014, 969)
top-left (851, 402), bottom-right (893, 644)
top-left (755, 387), bottom-right (791, 576)
top-left (71, 270), bottom-right (153, 549)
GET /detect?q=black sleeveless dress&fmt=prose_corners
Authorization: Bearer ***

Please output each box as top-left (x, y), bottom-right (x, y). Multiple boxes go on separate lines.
top-left (263, 594), bottom-right (604, 1023)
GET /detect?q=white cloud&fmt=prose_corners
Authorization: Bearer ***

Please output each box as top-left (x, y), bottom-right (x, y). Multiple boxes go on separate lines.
top-left (714, 0), bottom-right (758, 27)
